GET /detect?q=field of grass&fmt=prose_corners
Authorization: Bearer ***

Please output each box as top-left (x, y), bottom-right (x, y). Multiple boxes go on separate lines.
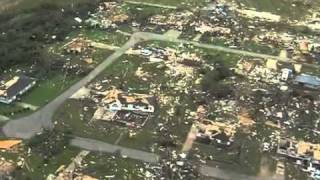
top-left (200, 37), bottom-right (281, 56)
top-left (83, 29), bottom-right (130, 46)
top-left (235, 0), bottom-right (320, 20)
top-left (15, 146), bottom-right (80, 179)
top-left (55, 99), bottom-right (123, 144)
top-left (3, 0), bottom-right (93, 12)
top-left (0, 104), bottom-right (30, 118)
top-left (82, 152), bottom-right (144, 179)
top-left (21, 74), bottom-right (80, 107)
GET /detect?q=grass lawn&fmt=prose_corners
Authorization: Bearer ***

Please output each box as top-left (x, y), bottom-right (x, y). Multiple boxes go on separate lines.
top-left (82, 29), bottom-right (130, 47)
top-left (21, 74), bottom-right (80, 107)
top-left (15, 146), bottom-right (81, 179)
top-left (193, 132), bottom-right (277, 176)
top-left (235, 0), bottom-right (320, 20)
top-left (200, 37), bottom-right (280, 56)
top-left (82, 152), bottom-right (144, 179)
top-left (55, 99), bottom-right (123, 144)
top-left (0, 103), bottom-right (31, 118)
top-left (9, 0), bottom-right (94, 12)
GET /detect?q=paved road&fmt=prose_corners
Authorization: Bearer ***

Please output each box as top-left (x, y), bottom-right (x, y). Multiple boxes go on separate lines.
top-left (71, 137), bottom-right (159, 163)
top-left (140, 32), bottom-right (320, 68)
top-left (3, 31), bottom-right (316, 139)
top-left (138, 32), bottom-right (292, 61)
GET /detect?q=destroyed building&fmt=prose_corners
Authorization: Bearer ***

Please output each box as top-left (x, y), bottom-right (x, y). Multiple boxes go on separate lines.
top-left (149, 11), bottom-right (194, 30)
top-left (91, 89), bottom-right (155, 128)
top-left (196, 120), bottom-right (236, 146)
top-left (102, 89), bottom-right (155, 113)
top-left (278, 138), bottom-right (320, 175)
top-left (63, 36), bottom-right (93, 54)
top-left (85, 1), bottom-right (129, 30)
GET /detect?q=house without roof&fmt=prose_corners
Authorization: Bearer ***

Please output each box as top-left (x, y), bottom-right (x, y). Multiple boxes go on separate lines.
top-left (0, 76), bottom-right (36, 104)
top-left (102, 89), bottom-right (155, 113)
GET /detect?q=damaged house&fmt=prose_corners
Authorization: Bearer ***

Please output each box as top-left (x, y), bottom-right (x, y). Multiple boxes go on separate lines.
top-left (0, 76), bottom-right (36, 104)
top-left (92, 89), bottom-right (155, 128)
top-left (196, 120), bottom-right (236, 146)
top-left (63, 36), bottom-right (93, 54)
top-left (193, 22), bottom-right (231, 36)
top-left (103, 89), bottom-right (155, 113)
top-left (86, 1), bottom-right (129, 30)
top-left (277, 138), bottom-right (320, 174)
top-left (149, 11), bottom-right (194, 30)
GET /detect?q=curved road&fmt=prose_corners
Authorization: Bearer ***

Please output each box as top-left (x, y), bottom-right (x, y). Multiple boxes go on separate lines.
top-left (2, 31), bottom-right (311, 139)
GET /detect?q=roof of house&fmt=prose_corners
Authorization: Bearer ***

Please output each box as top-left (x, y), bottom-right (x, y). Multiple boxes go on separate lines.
top-left (0, 76), bottom-right (35, 100)
top-left (295, 74), bottom-right (320, 86)
top-left (0, 140), bottom-right (22, 149)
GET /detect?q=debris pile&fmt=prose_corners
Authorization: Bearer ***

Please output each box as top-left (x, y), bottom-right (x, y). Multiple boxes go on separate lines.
top-left (278, 138), bottom-right (320, 177)
top-left (196, 120), bottom-right (237, 146)
top-left (141, 151), bottom-right (199, 179)
top-left (149, 11), bottom-right (194, 30)
top-left (90, 88), bottom-right (155, 128)
top-left (86, 1), bottom-right (129, 30)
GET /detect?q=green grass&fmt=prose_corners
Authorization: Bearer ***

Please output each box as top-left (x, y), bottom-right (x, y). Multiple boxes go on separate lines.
top-left (200, 37), bottom-right (280, 56)
top-left (0, 103), bottom-right (30, 117)
top-left (7, 0), bottom-right (92, 12)
top-left (82, 152), bottom-right (144, 179)
top-left (15, 146), bottom-right (81, 179)
top-left (235, 0), bottom-right (320, 20)
top-left (244, 41), bottom-right (280, 56)
top-left (55, 99), bottom-right (123, 144)
top-left (21, 74), bottom-right (80, 106)
top-left (83, 29), bottom-right (130, 46)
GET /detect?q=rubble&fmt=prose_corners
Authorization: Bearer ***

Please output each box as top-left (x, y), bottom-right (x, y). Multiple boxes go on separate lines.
top-left (85, 1), bottom-right (129, 30)
top-left (149, 11), bottom-right (194, 30)
top-left (278, 138), bottom-right (320, 176)
top-left (63, 35), bottom-right (93, 54)
top-left (195, 120), bottom-right (237, 146)
top-left (237, 9), bottom-right (281, 22)
top-left (89, 88), bottom-right (155, 128)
